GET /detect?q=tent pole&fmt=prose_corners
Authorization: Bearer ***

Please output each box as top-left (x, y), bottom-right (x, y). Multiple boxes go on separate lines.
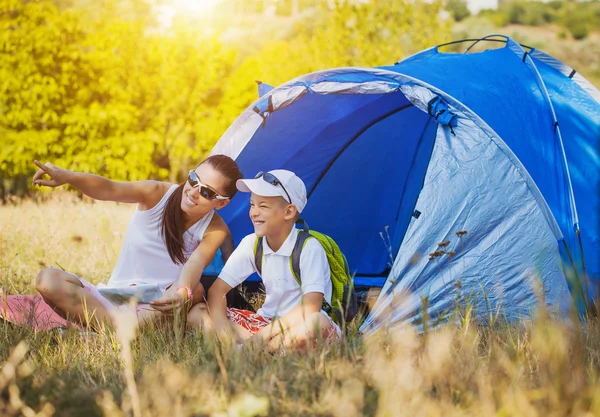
top-left (516, 41), bottom-right (586, 290)
top-left (562, 239), bottom-right (589, 312)
top-left (576, 228), bottom-right (591, 306)
top-left (436, 36), bottom-right (534, 54)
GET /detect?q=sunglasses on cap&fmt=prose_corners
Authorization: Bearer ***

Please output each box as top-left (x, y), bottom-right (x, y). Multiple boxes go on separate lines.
top-left (187, 170), bottom-right (229, 201)
top-left (255, 171), bottom-right (292, 204)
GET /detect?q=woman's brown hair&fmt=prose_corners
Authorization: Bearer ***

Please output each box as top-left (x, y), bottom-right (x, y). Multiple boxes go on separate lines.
top-left (161, 155), bottom-right (242, 265)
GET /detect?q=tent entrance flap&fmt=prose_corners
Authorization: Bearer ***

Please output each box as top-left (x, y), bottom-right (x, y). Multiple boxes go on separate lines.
top-left (220, 92), bottom-right (414, 246)
top-left (304, 106), bottom-right (433, 276)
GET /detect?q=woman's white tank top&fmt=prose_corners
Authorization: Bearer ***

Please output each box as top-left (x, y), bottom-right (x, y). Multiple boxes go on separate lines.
top-left (107, 185), bottom-right (214, 291)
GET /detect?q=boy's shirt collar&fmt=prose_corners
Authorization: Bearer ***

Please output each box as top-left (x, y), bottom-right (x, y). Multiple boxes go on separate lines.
top-left (263, 227), bottom-right (298, 257)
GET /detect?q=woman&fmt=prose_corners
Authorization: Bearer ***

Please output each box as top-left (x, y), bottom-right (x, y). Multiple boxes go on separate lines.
top-left (32, 154), bottom-right (242, 329)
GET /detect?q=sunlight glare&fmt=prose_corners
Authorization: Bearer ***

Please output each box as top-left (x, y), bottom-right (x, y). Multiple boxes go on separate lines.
top-left (175, 0), bottom-right (221, 14)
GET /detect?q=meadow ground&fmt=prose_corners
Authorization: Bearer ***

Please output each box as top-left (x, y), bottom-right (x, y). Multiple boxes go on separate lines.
top-left (1, 197), bottom-right (600, 417)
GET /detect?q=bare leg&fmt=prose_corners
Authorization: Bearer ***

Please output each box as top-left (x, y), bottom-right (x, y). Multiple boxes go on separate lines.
top-left (136, 307), bottom-right (163, 328)
top-left (35, 268), bottom-right (112, 330)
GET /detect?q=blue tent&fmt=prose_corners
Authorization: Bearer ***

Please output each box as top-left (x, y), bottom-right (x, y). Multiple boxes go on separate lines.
top-left (209, 36), bottom-right (600, 332)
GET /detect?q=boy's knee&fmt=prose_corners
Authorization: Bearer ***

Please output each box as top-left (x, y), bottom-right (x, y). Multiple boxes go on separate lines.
top-left (187, 303), bottom-right (211, 331)
top-left (187, 305), bottom-right (201, 323)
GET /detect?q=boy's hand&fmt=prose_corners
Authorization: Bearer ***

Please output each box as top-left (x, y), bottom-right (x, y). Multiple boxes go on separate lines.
top-left (32, 160), bottom-right (70, 188)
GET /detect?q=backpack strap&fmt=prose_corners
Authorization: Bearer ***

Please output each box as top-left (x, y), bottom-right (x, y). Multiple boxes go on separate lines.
top-left (290, 227), bottom-right (334, 314)
top-left (289, 218), bottom-right (312, 283)
top-left (290, 230), bottom-right (311, 285)
top-left (253, 236), bottom-right (264, 276)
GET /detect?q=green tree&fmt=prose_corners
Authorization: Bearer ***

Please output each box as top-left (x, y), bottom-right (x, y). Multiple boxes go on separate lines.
top-left (562, 3), bottom-right (595, 40)
top-left (0, 0), bottom-right (451, 198)
top-left (446, 0), bottom-right (471, 22)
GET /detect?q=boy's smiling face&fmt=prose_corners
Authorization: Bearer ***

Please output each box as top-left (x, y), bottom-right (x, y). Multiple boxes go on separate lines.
top-left (249, 193), bottom-right (297, 238)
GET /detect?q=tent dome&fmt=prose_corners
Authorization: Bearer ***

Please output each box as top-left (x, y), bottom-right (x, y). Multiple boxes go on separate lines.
top-left (209, 35), bottom-right (600, 331)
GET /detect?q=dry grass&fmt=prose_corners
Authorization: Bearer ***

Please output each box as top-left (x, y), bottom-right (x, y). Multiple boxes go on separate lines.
top-left (1, 196), bottom-right (600, 417)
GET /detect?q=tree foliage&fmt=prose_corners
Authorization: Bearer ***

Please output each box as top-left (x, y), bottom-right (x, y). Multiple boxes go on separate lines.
top-left (0, 0), bottom-right (450, 197)
top-left (479, 0), bottom-right (600, 40)
top-left (446, 0), bottom-right (471, 22)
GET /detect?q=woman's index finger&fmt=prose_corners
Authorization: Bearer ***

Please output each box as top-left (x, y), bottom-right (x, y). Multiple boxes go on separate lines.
top-left (33, 160), bottom-right (51, 173)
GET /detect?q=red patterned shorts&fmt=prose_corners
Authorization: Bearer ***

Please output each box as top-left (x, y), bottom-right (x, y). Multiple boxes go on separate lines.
top-left (226, 308), bottom-right (272, 334)
top-left (225, 308), bottom-right (341, 341)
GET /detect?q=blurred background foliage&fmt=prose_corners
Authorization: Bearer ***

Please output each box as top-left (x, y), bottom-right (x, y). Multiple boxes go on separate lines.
top-left (0, 0), bottom-right (598, 199)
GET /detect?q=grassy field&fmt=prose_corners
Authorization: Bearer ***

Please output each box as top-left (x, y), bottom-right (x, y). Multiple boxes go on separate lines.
top-left (1, 197), bottom-right (600, 417)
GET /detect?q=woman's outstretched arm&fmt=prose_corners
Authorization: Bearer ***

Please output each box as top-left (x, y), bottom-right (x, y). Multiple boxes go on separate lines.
top-left (31, 160), bottom-right (167, 208)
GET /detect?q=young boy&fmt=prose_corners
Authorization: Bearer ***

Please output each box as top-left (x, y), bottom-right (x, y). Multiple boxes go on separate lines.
top-left (188, 169), bottom-right (340, 350)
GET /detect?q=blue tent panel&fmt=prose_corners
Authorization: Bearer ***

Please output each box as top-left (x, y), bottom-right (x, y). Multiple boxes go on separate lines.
top-left (382, 44), bottom-right (600, 285)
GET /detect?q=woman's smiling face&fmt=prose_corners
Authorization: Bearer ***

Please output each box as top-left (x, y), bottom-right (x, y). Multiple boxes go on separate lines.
top-left (180, 163), bottom-right (230, 217)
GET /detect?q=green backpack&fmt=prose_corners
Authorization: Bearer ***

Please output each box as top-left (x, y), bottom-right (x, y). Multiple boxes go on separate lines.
top-left (253, 222), bottom-right (358, 324)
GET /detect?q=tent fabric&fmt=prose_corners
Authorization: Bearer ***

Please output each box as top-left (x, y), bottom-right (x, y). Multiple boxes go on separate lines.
top-left (208, 36), bottom-right (600, 328)
top-left (380, 39), bottom-right (600, 291)
top-left (361, 85), bottom-right (570, 332)
top-left (528, 49), bottom-right (600, 103)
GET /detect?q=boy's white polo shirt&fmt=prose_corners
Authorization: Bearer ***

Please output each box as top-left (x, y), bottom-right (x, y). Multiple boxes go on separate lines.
top-left (218, 227), bottom-right (332, 319)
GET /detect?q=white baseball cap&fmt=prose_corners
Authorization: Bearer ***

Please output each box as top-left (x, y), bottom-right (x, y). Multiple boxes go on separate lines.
top-left (236, 169), bottom-right (308, 213)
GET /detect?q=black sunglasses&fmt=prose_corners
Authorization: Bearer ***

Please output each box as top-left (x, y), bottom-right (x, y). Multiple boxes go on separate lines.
top-left (187, 170), bottom-right (228, 201)
top-left (255, 171), bottom-right (292, 204)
